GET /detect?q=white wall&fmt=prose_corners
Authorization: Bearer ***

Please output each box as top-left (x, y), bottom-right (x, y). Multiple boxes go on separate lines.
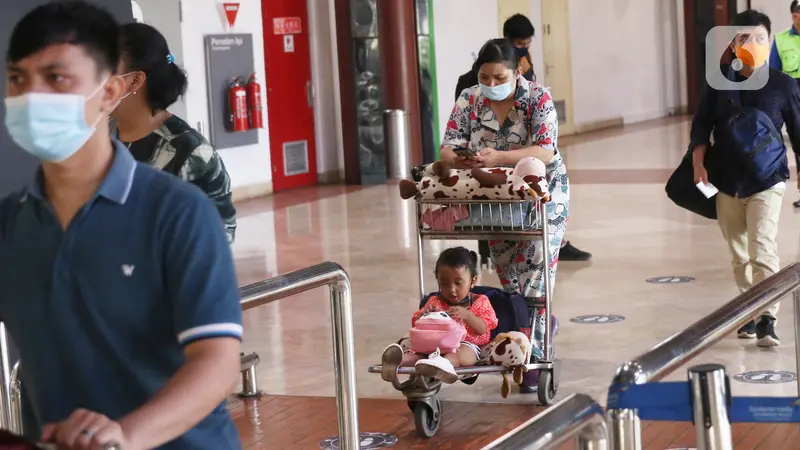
top-left (180, 0), bottom-right (272, 193)
top-left (431, 0), bottom-right (686, 132)
top-left (432, 0), bottom-right (499, 136)
top-left (567, 0), bottom-right (684, 126)
top-left (528, 0), bottom-right (544, 88)
top-left (751, 0), bottom-right (792, 33)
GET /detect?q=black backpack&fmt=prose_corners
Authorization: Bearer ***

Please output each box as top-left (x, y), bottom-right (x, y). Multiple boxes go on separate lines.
top-left (722, 88), bottom-right (786, 183)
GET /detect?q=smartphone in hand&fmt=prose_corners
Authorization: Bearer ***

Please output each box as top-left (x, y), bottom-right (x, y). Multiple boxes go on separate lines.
top-left (454, 147), bottom-right (478, 159)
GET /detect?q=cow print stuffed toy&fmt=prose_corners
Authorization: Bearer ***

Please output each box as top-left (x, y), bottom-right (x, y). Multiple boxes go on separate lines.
top-left (486, 331), bottom-right (532, 398)
top-left (399, 157), bottom-right (551, 203)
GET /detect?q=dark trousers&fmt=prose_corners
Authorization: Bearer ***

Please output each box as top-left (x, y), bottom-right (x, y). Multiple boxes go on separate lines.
top-left (478, 240), bottom-right (491, 266)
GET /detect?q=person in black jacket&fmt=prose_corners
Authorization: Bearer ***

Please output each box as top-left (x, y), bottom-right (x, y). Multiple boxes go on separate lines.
top-left (691, 10), bottom-right (800, 347)
top-left (456, 14), bottom-right (591, 262)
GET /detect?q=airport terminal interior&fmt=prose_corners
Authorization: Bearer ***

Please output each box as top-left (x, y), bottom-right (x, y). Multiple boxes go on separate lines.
top-left (230, 117), bottom-right (800, 449)
top-left (227, 117), bottom-right (800, 450)
top-left (5, 0), bottom-right (800, 449)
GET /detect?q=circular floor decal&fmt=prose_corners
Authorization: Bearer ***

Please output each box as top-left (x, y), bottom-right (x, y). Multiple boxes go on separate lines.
top-left (319, 432), bottom-right (398, 449)
top-left (646, 276), bottom-right (695, 284)
top-left (569, 314), bottom-right (625, 324)
top-left (733, 370), bottom-right (797, 384)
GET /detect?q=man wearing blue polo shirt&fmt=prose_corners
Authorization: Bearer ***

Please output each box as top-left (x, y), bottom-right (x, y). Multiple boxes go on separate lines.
top-left (0, 2), bottom-right (243, 449)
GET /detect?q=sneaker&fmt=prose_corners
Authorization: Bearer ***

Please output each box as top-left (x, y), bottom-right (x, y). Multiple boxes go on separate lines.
top-left (380, 344), bottom-right (403, 383)
top-left (559, 241), bottom-right (592, 261)
top-left (793, 199), bottom-right (800, 208)
top-left (756, 316), bottom-right (780, 347)
top-left (414, 348), bottom-right (459, 384)
top-left (737, 320), bottom-right (756, 339)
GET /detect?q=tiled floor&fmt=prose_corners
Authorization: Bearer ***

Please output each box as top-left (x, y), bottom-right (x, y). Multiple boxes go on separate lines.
top-left (228, 116), bottom-right (800, 447)
top-left (229, 395), bottom-right (547, 449)
top-left (228, 395), bottom-right (800, 449)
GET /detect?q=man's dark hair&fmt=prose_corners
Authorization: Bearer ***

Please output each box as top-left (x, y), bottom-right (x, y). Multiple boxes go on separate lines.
top-left (792, 1), bottom-right (800, 14)
top-left (7, 1), bottom-right (120, 74)
top-left (733, 9), bottom-right (772, 35)
top-left (503, 13), bottom-right (535, 40)
top-left (120, 23), bottom-right (188, 113)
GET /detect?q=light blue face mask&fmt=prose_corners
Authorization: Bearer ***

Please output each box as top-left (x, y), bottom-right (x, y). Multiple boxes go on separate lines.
top-left (4, 82), bottom-right (107, 163)
top-left (479, 78), bottom-right (517, 101)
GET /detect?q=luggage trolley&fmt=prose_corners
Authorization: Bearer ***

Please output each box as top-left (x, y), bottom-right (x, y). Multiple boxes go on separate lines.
top-left (368, 197), bottom-right (561, 438)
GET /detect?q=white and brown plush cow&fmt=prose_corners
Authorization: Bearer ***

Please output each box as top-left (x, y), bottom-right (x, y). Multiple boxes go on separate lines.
top-left (486, 331), bottom-right (531, 398)
top-left (399, 157), bottom-right (551, 203)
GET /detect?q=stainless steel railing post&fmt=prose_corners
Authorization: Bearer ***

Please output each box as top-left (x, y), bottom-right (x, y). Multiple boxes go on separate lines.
top-left (239, 262), bottom-right (359, 449)
top-left (578, 417), bottom-right (609, 450)
top-left (328, 279), bottom-right (359, 448)
top-left (482, 393), bottom-right (608, 449)
top-left (238, 352), bottom-right (261, 398)
top-left (9, 361), bottom-right (22, 435)
top-left (416, 201), bottom-right (425, 301)
top-left (688, 364), bottom-right (733, 450)
top-left (10, 361), bottom-right (25, 436)
top-left (606, 408), bottom-right (642, 450)
top-left (794, 290), bottom-right (800, 397)
top-left (0, 323), bottom-right (13, 431)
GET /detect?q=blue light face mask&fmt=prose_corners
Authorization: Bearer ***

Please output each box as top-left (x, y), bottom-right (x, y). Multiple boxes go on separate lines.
top-left (4, 81), bottom-right (107, 163)
top-left (479, 77), bottom-right (517, 101)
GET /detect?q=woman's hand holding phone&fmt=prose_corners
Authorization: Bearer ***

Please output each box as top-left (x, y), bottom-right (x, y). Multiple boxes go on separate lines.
top-left (451, 148), bottom-right (484, 169)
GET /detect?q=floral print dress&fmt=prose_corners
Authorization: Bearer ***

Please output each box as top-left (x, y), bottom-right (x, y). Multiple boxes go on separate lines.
top-left (441, 78), bottom-right (570, 360)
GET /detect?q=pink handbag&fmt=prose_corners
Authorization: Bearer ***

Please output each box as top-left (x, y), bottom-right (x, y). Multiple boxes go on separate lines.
top-left (409, 311), bottom-right (467, 354)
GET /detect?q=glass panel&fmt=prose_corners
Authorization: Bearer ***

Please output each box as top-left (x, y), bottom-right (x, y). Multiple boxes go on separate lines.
top-left (415, 0), bottom-right (430, 36)
top-left (351, 0), bottom-right (378, 38)
top-left (353, 37), bottom-right (386, 183)
top-left (417, 36), bottom-right (436, 164)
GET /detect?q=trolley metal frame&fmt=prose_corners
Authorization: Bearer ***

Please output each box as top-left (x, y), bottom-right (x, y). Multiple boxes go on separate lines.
top-left (368, 198), bottom-right (561, 438)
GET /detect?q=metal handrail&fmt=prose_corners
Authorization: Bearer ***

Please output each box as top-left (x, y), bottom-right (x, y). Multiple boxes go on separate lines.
top-left (0, 261), bottom-right (360, 450)
top-left (482, 393), bottom-right (608, 450)
top-left (607, 262), bottom-right (800, 450)
top-left (237, 261), bottom-right (359, 449)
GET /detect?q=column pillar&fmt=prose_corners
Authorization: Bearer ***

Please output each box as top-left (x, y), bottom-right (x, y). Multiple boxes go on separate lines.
top-left (333, 0), bottom-right (361, 184)
top-left (377, 0), bottom-right (423, 167)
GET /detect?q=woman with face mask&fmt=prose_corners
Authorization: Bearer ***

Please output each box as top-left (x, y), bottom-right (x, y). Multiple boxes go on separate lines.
top-left (439, 38), bottom-right (569, 390)
top-left (454, 14), bottom-right (590, 262)
top-left (111, 23), bottom-right (237, 243)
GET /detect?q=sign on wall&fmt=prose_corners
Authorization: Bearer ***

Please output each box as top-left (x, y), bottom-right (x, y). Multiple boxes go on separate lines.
top-left (223, 2), bottom-right (240, 29)
top-left (204, 34), bottom-right (259, 150)
top-left (273, 17), bottom-right (302, 35)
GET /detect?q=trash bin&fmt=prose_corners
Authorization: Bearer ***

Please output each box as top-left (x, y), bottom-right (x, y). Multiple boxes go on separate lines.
top-left (383, 109), bottom-right (412, 179)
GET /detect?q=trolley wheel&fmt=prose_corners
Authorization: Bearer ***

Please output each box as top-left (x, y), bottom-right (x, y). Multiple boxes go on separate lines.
top-left (537, 370), bottom-right (557, 406)
top-left (413, 397), bottom-right (442, 438)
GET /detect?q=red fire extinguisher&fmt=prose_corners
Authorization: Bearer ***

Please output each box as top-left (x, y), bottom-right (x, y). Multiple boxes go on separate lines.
top-left (246, 72), bottom-right (264, 129)
top-left (228, 77), bottom-right (249, 132)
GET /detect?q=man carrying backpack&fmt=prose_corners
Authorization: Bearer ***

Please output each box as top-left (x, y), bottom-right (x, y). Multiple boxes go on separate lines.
top-left (691, 10), bottom-right (800, 347)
